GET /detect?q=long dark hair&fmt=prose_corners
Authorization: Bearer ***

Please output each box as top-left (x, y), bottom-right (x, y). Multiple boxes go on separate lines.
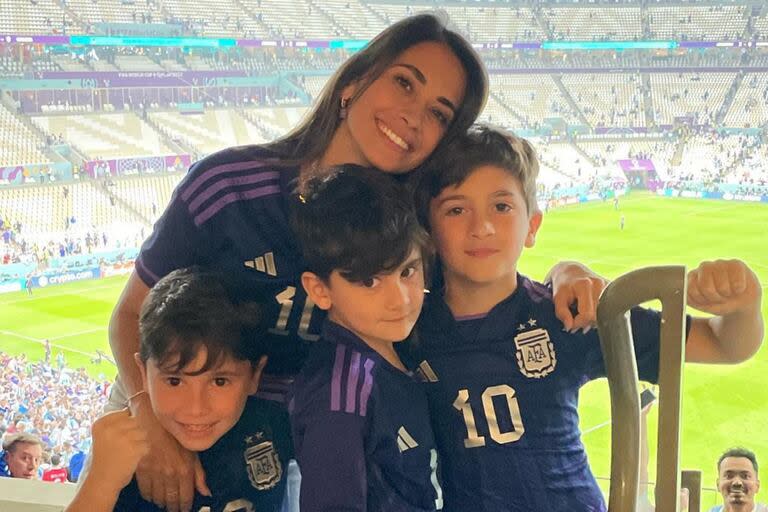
top-left (264, 13), bottom-right (488, 170)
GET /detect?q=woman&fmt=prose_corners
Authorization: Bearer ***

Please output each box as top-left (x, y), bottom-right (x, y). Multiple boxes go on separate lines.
top-left (107, 13), bottom-right (602, 512)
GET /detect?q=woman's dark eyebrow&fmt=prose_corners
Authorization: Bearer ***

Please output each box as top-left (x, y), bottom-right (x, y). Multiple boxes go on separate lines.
top-left (393, 63), bottom-right (457, 113)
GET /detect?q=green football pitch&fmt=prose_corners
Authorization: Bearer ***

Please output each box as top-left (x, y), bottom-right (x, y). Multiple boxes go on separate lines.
top-left (0, 191), bottom-right (766, 503)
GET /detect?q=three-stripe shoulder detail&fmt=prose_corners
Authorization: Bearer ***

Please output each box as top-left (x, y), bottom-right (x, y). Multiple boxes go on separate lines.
top-left (179, 159), bottom-right (283, 226)
top-left (329, 344), bottom-right (376, 417)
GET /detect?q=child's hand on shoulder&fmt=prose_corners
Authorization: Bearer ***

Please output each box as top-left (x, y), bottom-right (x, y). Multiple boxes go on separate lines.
top-left (90, 408), bottom-right (151, 493)
top-left (687, 259), bottom-right (762, 316)
top-left (550, 261), bottom-right (608, 332)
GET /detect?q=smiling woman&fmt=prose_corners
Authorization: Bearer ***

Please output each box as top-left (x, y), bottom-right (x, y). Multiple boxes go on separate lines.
top-left (102, 11), bottom-right (603, 512)
top-left (324, 41), bottom-right (468, 174)
top-left (103, 13), bottom-right (490, 512)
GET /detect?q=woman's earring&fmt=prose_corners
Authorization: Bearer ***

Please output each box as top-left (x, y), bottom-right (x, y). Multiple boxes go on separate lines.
top-left (339, 97), bottom-right (349, 119)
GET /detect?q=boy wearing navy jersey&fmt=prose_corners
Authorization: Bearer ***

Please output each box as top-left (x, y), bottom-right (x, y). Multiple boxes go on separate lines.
top-left (412, 126), bottom-right (763, 511)
top-left (67, 268), bottom-right (292, 512)
top-left (288, 165), bottom-right (443, 511)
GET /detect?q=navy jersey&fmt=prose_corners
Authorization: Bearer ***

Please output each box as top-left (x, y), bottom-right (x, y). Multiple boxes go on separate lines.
top-left (135, 145), bottom-right (325, 389)
top-left (114, 397), bottom-right (293, 512)
top-left (414, 274), bottom-right (689, 512)
top-left (289, 321), bottom-right (443, 512)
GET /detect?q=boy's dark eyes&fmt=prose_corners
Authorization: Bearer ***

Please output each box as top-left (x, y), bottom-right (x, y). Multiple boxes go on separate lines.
top-left (214, 377), bottom-right (229, 386)
top-left (361, 277), bottom-right (381, 288)
top-left (166, 377), bottom-right (181, 386)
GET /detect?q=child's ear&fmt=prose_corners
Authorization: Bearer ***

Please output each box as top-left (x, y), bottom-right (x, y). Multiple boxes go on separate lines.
top-left (248, 355), bottom-right (268, 395)
top-left (525, 210), bottom-right (543, 248)
top-left (133, 353), bottom-right (148, 390)
top-left (301, 271), bottom-right (332, 311)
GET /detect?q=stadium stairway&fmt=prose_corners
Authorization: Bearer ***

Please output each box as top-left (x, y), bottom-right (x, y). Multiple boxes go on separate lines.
top-left (531, 6), bottom-right (554, 39)
top-left (488, 91), bottom-right (528, 127)
top-left (670, 134), bottom-right (687, 167)
top-left (552, 75), bottom-right (592, 129)
top-left (640, 2), bottom-right (651, 38)
top-left (359, 1), bottom-right (389, 27)
top-left (88, 179), bottom-right (153, 226)
top-left (306, 0), bottom-right (352, 38)
top-left (231, 0), bottom-right (274, 37)
top-left (142, 114), bottom-right (192, 156)
top-left (0, 94), bottom-right (58, 165)
top-left (641, 73), bottom-right (655, 127)
top-left (569, 140), bottom-right (600, 168)
top-left (715, 71), bottom-right (745, 126)
top-left (58, 2), bottom-right (87, 36)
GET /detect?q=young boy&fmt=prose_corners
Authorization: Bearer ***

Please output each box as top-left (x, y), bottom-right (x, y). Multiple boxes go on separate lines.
top-left (66, 267), bottom-right (292, 511)
top-left (288, 165), bottom-right (443, 511)
top-left (412, 125), bottom-right (764, 512)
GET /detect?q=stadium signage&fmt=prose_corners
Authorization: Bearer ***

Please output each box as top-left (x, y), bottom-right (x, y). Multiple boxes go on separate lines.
top-left (100, 262), bottom-right (135, 278)
top-left (85, 154), bottom-right (191, 177)
top-left (34, 268), bottom-right (99, 288)
top-left (5, 33), bottom-right (768, 50)
top-left (0, 282), bottom-right (22, 293)
top-left (38, 70), bottom-right (247, 87)
top-left (724, 193), bottom-right (763, 202)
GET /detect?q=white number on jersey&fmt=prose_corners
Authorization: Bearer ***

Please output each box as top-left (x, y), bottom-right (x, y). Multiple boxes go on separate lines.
top-left (197, 498), bottom-right (256, 512)
top-left (453, 385), bottom-right (525, 448)
top-left (269, 285), bottom-right (319, 341)
top-left (430, 448), bottom-right (444, 510)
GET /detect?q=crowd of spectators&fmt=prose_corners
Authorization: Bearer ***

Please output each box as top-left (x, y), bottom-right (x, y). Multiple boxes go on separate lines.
top-left (1, 220), bottom-right (117, 267)
top-left (0, 351), bottom-right (110, 482)
top-left (664, 129), bottom-right (768, 194)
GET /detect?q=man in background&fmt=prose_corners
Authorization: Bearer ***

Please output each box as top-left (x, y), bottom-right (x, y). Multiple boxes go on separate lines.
top-left (0, 433), bottom-right (43, 479)
top-left (709, 448), bottom-right (767, 512)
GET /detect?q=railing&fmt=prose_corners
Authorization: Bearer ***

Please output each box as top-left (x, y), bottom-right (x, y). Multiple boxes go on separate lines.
top-left (597, 266), bottom-right (687, 511)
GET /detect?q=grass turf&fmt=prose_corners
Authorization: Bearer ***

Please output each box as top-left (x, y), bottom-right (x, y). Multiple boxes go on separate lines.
top-left (0, 191), bottom-right (765, 505)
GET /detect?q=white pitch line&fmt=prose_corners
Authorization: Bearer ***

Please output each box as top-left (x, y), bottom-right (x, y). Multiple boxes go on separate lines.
top-left (0, 329), bottom-right (41, 342)
top-left (682, 202), bottom-right (747, 217)
top-left (50, 327), bottom-right (108, 341)
top-left (581, 419), bottom-right (612, 435)
top-left (0, 283), bottom-right (118, 306)
top-left (0, 329), bottom-right (101, 359)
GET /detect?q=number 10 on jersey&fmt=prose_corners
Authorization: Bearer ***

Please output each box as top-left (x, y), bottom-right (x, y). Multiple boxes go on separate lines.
top-left (453, 385), bottom-right (525, 448)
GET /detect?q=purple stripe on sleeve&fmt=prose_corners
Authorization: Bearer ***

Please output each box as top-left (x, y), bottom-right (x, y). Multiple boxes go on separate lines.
top-left (180, 160), bottom-right (274, 202)
top-left (330, 344), bottom-right (346, 412)
top-left (523, 278), bottom-right (552, 303)
top-left (187, 171), bottom-right (280, 215)
top-left (345, 351), bottom-right (361, 414)
top-left (193, 185), bottom-right (281, 226)
top-left (454, 312), bottom-right (488, 322)
top-left (134, 257), bottom-right (161, 286)
top-left (358, 358), bottom-right (376, 417)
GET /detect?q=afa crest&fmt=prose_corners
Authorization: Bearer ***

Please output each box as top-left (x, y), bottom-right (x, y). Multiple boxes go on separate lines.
top-left (244, 435), bottom-right (282, 491)
top-left (514, 327), bottom-right (557, 378)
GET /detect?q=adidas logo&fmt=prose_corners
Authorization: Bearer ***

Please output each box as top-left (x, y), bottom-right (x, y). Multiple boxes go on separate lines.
top-left (244, 252), bottom-right (276, 276)
top-left (397, 426), bottom-right (419, 453)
